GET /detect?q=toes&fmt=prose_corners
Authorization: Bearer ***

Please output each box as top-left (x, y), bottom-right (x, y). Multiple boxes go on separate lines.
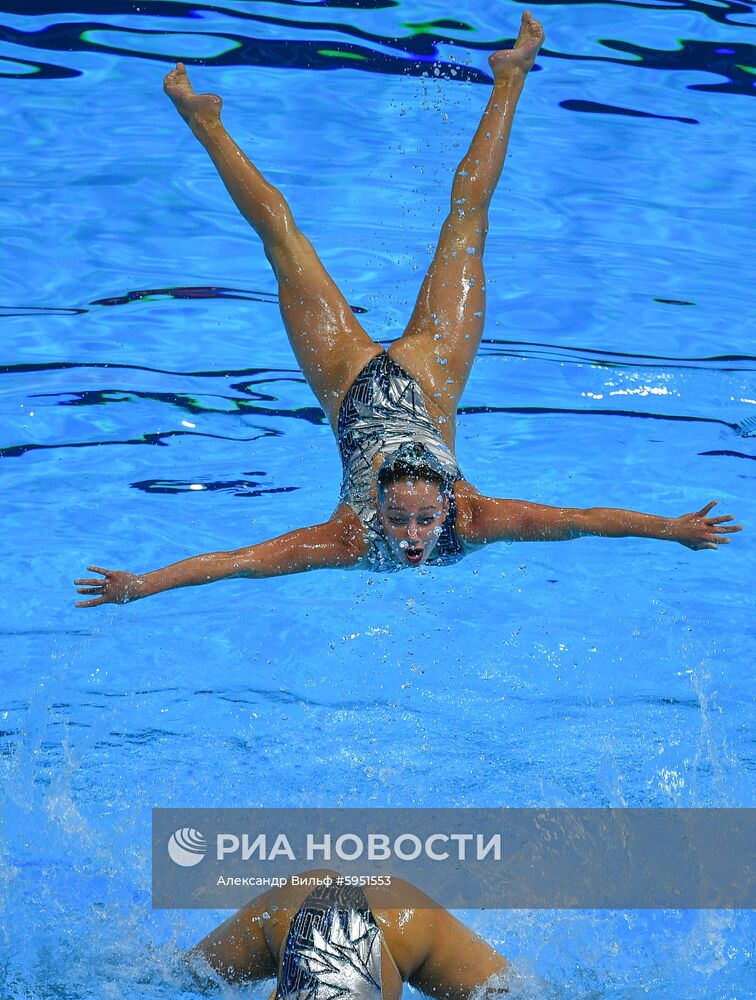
top-left (525, 13), bottom-right (543, 39)
top-left (165, 63), bottom-right (191, 92)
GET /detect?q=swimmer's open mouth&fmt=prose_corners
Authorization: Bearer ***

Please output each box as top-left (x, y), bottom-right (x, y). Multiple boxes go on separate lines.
top-left (405, 547), bottom-right (423, 565)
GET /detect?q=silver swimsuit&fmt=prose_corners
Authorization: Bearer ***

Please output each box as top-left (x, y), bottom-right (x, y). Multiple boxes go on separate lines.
top-left (337, 352), bottom-right (465, 571)
top-left (277, 884), bottom-right (383, 1000)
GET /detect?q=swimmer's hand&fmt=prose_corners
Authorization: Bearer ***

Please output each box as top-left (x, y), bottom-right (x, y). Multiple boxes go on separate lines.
top-left (669, 500), bottom-right (742, 551)
top-left (75, 566), bottom-right (141, 607)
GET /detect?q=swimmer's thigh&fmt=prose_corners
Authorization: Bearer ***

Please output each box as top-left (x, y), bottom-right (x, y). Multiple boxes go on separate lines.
top-left (269, 230), bottom-right (382, 428)
top-left (389, 214), bottom-right (487, 430)
top-left (186, 876), bottom-right (321, 982)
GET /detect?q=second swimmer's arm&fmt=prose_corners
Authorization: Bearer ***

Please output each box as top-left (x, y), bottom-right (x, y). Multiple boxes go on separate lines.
top-left (459, 494), bottom-right (742, 551)
top-left (74, 506), bottom-right (365, 607)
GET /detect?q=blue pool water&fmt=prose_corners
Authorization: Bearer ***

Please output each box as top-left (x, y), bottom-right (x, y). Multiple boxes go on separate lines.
top-left (1, 1), bottom-right (754, 997)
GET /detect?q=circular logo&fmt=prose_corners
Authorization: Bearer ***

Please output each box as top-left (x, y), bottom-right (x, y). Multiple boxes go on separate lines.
top-left (168, 827), bottom-right (207, 867)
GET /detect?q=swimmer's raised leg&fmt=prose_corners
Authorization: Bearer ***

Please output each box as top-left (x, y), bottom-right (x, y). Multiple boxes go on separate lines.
top-left (164, 64), bottom-right (380, 430)
top-left (389, 11), bottom-right (544, 447)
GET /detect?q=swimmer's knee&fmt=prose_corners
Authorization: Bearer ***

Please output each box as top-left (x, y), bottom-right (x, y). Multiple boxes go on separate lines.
top-left (441, 211), bottom-right (489, 249)
top-left (255, 197), bottom-right (300, 251)
top-left (264, 245), bottom-right (279, 278)
top-left (264, 228), bottom-right (319, 283)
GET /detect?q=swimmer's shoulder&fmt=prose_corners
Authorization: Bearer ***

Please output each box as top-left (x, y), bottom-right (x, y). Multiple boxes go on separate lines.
top-left (452, 480), bottom-right (484, 549)
top-left (331, 501), bottom-right (370, 567)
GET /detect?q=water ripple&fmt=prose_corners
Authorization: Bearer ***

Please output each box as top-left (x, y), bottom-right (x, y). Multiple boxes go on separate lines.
top-left (560, 98), bottom-right (699, 125)
top-left (131, 476), bottom-right (298, 496)
top-left (1, 0), bottom-right (753, 95)
top-left (0, 426), bottom-right (276, 459)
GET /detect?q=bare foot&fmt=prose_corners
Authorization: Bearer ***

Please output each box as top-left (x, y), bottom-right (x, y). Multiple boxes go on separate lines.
top-left (489, 11), bottom-right (544, 79)
top-left (163, 62), bottom-right (222, 132)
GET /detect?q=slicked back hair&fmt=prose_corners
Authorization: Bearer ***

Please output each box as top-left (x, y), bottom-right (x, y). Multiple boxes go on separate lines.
top-left (377, 460), bottom-right (445, 505)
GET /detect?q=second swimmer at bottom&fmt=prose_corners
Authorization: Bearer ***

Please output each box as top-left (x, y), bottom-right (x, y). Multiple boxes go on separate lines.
top-left (185, 871), bottom-right (509, 998)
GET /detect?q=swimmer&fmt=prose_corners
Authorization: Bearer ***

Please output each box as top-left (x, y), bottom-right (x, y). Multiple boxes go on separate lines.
top-left (184, 870), bottom-right (508, 998)
top-left (74, 12), bottom-right (741, 607)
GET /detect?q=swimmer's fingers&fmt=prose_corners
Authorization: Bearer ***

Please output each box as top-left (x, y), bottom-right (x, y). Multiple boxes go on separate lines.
top-left (74, 566), bottom-right (138, 606)
top-left (75, 596), bottom-right (109, 608)
top-left (708, 516), bottom-right (741, 530)
top-left (690, 528), bottom-right (739, 550)
top-left (74, 567), bottom-right (109, 593)
top-left (695, 499), bottom-right (718, 517)
top-left (79, 566), bottom-right (121, 587)
top-left (706, 517), bottom-right (743, 545)
top-left (74, 570), bottom-right (107, 607)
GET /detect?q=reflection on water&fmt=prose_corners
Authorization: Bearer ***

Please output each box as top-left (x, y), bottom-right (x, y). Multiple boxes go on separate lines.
top-left (2, 0), bottom-right (754, 97)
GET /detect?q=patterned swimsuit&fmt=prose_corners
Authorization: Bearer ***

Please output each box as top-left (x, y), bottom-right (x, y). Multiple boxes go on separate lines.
top-left (277, 884), bottom-right (389, 999)
top-left (337, 352), bottom-right (465, 571)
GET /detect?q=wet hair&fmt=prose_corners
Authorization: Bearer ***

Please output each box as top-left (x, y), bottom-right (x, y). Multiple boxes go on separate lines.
top-left (377, 459), bottom-right (445, 504)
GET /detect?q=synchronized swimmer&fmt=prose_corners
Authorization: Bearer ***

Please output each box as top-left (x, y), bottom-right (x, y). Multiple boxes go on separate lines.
top-left (185, 872), bottom-right (508, 998)
top-left (75, 12), bottom-right (741, 608)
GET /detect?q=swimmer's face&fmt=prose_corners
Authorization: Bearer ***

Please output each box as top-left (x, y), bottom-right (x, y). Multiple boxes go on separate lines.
top-left (377, 478), bottom-right (449, 567)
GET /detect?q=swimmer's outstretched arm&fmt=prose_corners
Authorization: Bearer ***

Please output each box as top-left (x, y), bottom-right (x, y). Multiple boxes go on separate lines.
top-left (459, 495), bottom-right (742, 552)
top-left (74, 506), bottom-right (365, 607)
